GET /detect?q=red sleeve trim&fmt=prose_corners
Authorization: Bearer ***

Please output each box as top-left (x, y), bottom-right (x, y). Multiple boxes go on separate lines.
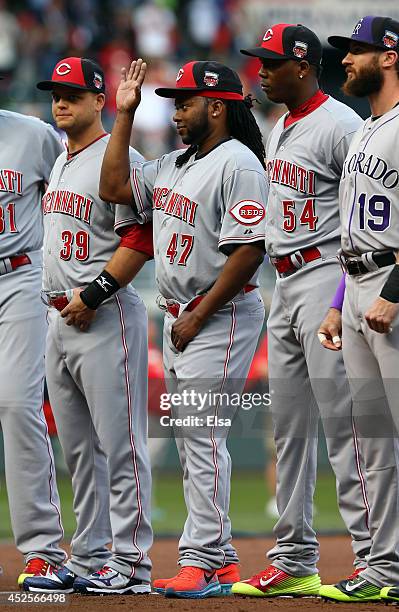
top-left (119, 222), bottom-right (154, 258)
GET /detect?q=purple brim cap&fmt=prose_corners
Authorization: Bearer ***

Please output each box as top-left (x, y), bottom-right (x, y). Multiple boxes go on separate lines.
top-left (328, 15), bottom-right (399, 52)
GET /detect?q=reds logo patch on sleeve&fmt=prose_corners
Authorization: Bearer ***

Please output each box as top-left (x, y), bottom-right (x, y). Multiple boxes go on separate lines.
top-left (229, 200), bottom-right (265, 226)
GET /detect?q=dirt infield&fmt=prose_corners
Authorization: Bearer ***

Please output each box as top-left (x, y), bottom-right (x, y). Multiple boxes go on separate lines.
top-left (0, 536), bottom-right (385, 611)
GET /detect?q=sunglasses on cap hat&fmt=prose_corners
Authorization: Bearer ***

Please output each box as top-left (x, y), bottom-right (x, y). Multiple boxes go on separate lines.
top-left (37, 57), bottom-right (105, 94)
top-left (155, 61), bottom-right (243, 100)
top-left (241, 23), bottom-right (322, 66)
top-left (328, 15), bottom-right (399, 52)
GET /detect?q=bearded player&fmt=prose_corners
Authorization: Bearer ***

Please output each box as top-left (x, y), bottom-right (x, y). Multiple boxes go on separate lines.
top-left (100, 58), bottom-right (267, 598)
top-left (318, 16), bottom-right (399, 603)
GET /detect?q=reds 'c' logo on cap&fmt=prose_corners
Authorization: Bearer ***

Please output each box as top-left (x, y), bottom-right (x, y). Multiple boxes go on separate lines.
top-left (229, 200), bottom-right (265, 226)
top-left (176, 68), bottom-right (184, 82)
top-left (263, 28), bottom-right (273, 42)
top-left (56, 62), bottom-right (72, 76)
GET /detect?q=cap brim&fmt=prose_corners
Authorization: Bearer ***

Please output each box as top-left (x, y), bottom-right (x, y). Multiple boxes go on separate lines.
top-left (36, 80), bottom-right (98, 91)
top-left (155, 86), bottom-right (213, 98)
top-left (240, 47), bottom-right (290, 60)
top-left (327, 35), bottom-right (354, 51)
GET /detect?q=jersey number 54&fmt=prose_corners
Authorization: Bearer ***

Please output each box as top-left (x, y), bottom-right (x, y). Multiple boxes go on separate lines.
top-left (282, 199), bottom-right (318, 232)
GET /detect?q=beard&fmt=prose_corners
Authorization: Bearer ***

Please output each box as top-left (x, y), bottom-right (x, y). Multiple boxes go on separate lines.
top-left (180, 106), bottom-right (210, 146)
top-left (342, 56), bottom-right (383, 97)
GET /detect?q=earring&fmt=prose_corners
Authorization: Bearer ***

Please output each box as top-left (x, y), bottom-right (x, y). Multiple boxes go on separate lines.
top-left (212, 113), bottom-right (217, 116)
top-left (299, 75), bottom-right (304, 79)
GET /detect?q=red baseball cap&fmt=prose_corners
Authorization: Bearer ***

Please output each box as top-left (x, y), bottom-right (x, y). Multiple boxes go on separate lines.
top-left (155, 61), bottom-right (244, 100)
top-left (241, 23), bottom-right (322, 66)
top-left (37, 57), bottom-right (105, 93)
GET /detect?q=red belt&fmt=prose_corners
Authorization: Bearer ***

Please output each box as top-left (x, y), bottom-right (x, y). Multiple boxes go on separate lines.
top-left (166, 284), bottom-right (256, 318)
top-left (48, 295), bottom-right (69, 311)
top-left (270, 247), bottom-right (321, 277)
top-left (0, 254), bottom-right (31, 275)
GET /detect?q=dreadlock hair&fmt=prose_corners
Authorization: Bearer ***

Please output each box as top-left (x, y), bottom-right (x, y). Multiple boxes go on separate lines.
top-left (175, 94), bottom-right (265, 169)
top-left (175, 144), bottom-right (198, 168)
top-left (225, 94), bottom-right (265, 169)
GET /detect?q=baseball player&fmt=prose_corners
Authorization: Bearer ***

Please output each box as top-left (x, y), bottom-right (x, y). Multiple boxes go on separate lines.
top-left (317, 16), bottom-right (399, 603)
top-left (0, 98), bottom-right (67, 584)
top-left (100, 58), bottom-right (267, 598)
top-left (232, 24), bottom-right (372, 598)
top-left (23, 57), bottom-right (153, 595)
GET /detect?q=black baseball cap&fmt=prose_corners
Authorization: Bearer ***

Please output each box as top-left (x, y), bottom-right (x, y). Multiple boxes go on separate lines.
top-left (241, 23), bottom-right (322, 66)
top-left (329, 16), bottom-right (399, 52)
top-left (37, 57), bottom-right (105, 93)
top-left (155, 61), bottom-right (243, 100)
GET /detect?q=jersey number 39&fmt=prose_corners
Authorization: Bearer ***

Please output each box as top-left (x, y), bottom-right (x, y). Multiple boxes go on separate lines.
top-left (60, 230), bottom-right (89, 261)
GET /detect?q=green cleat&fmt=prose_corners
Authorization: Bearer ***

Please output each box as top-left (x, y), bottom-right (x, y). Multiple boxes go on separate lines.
top-left (319, 574), bottom-right (381, 602)
top-left (232, 565), bottom-right (321, 597)
top-left (381, 586), bottom-right (399, 603)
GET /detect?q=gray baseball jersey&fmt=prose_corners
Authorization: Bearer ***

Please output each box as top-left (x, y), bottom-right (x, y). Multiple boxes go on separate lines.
top-left (0, 110), bottom-right (66, 567)
top-left (43, 134), bottom-right (153, 580)
top-left (264, 95), bottom-right (372, 575)
top-left (340, 104), bottom-right (399, 256)
top-left (43, 134), bottom-right (137, 290)
top-left (265, 96), bottom-right (362, 256)
top-left (0, 111), bottom-right (63, 258)
top-left (339, 104), bottom-right (399, 587)
top-left (116, 138), bottom-right (267, 302)
top-left (117, 137), bottom-right (266, 569)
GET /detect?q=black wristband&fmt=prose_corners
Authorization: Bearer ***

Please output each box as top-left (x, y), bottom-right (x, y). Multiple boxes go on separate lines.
top-left (80, 270), bottom-right (120, 310)
top-left (380, 264), bottom-right (399, 303)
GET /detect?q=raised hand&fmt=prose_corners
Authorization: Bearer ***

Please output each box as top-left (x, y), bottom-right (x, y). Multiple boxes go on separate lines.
top-left (116, 58), bottom-right (147, 114)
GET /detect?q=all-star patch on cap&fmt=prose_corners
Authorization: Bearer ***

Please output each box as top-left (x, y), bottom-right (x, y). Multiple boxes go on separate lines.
top-left (155, 61), bottom-right (244, 100)
top-left (37, 57), bottom-right (105, 93)
top-left (328, 16), bottom-right (399, 52)
top-left (241, 23), bottom-right (322, 66)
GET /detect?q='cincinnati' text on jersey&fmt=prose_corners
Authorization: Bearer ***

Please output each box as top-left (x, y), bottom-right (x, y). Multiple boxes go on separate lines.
top-left (42, 190), bottom-right (93, 224)
top-left (152, 187), bottom-right (198, 227)
top-left (267, 159), bottom-right (316, 195)
top-left (0, 169), bottom-right (23, 195)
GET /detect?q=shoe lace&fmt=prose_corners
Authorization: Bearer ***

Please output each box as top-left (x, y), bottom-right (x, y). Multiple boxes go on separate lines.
top-left (253, 565), bottom-right (280, 582)
top-left (175, 566), bottom-right (205, 580)
top-left (96, 566), bottom-right (113, 577)
top-left (24, 559), bottom-right (49, 576)
top-left (347, 568), bottom-right (362, 581)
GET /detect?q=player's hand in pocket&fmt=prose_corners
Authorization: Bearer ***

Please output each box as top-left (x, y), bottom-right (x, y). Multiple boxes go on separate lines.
top-left (365, 297), bottom-right (399, 334)
top-left (60, 288), bottom-right (96, 332)
top-left (171, 310), bottom-right (203, 352)
top-left (317, 307), bottom-right (342, 351)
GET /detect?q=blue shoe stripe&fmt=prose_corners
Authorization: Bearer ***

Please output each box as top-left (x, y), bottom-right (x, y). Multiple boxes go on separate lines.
top-left (165, 582), bottom-right (221, 599)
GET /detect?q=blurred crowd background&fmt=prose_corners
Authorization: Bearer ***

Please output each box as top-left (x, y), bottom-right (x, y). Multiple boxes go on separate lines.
top-left (0, 0), bottom-right (398, 535)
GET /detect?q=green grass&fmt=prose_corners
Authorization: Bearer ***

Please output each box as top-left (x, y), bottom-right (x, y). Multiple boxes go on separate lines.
top-left (0, 469), bottom-right (345, 540)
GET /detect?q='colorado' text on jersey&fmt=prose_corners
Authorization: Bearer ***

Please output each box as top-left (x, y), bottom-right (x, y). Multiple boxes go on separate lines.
top-left (265, 97), bottom-right (362, 257)
top-left (340, 105), bottom-right (399, 255)
top-left (115, 139), bottom-right (268, 303)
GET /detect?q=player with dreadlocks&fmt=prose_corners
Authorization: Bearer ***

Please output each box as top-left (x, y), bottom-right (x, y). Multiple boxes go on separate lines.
top-left (175, 94), bottom-right (265, 169)
top-left (100, 58), bottom-right (268, 599)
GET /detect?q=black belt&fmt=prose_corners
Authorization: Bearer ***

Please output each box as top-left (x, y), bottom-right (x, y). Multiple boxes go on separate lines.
top-left (340, 250), bottom-right (396, 276)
